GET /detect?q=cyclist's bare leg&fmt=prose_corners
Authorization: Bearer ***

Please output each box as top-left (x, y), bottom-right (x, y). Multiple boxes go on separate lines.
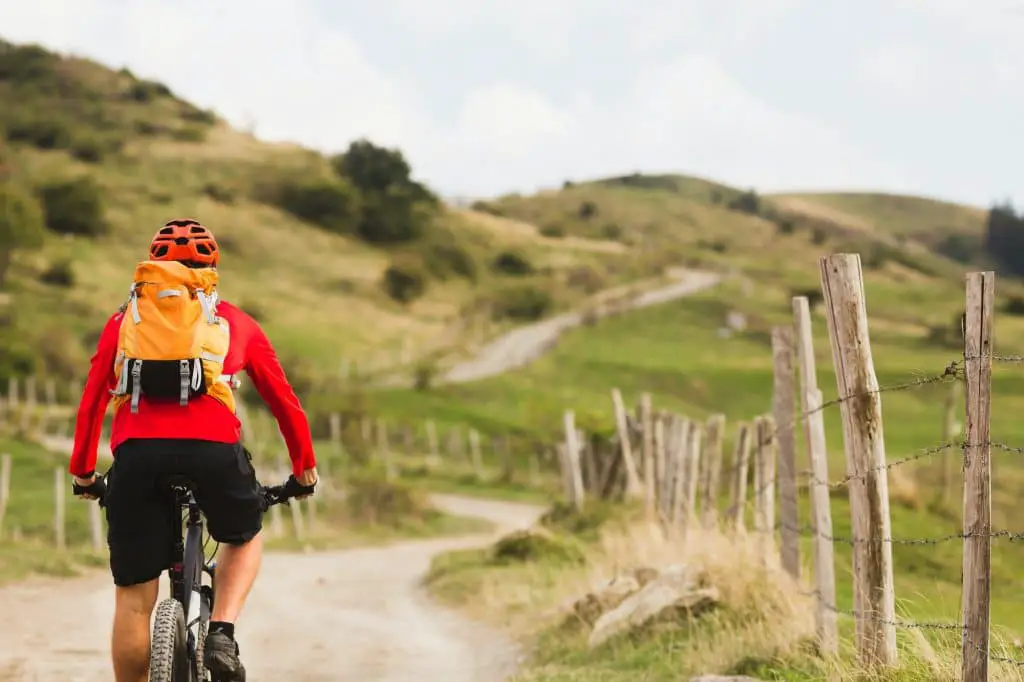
top-left (211, 531), bottom-right (263, 623)
top-left (112, 578), bottom-right (159, 682)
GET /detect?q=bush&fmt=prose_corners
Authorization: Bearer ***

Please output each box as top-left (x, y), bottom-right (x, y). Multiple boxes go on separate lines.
top-left (382, 261), bottom-right (427, 304)
top-left (492, 285), bottom-right (552, 321)
top-left (355, 186), bottom-right (430, 244)
top-left (423, 241), bottom-right (477, 282)
top-left (126, 79), bottom-right (172, 102)
top-left (39, 259), bottom-right (74, 287)
top-left (578, 200), bottom-right (598, 219)
top-left (69, 136), bottom-right (106, 163)
top-left (5, 118), bottom-right (72, 149)
top-left (727, 189), bottom-right (761, 215)
top-left (1003, 296), bottom-right (1024, 316)
top-left (600, 222), bottom-right (623, 241)
top-left (490, 250), bottom-right (534, 276)
top-left (270, 176), bottom-right (360, 234)
top-left (490, 529), bottom-right (585, 566)
top-left (170, 125), bottom-right (206, 143)
top-left (180, 105), bottom-right (217, 125)
top-left (0, 182), bottom-right (46, 287)
top-left (539, 223), bottom-right (566, 238)
top-left (202, 182), bottom-right (235, 204)
top-left (37, 177), bottom-right (108, 236)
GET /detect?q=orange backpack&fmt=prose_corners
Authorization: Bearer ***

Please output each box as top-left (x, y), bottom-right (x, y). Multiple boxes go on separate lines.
top-left (111, 260), bottom-right (236, 414)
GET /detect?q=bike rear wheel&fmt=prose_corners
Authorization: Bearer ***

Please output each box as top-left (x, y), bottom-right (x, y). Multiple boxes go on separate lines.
top-left (150, 598), bottom-right (190, 682)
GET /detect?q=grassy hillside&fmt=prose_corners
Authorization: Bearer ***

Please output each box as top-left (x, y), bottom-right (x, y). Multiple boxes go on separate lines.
top-left (0, 39), bottom-right (642, 390)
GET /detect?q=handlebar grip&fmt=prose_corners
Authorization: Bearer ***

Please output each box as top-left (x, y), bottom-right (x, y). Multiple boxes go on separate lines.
top-left (73, 477), bottom-right (107, 505)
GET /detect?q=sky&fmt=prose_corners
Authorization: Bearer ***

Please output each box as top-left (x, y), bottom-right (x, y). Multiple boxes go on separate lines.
top-left (2, 0), bottom-right (1023, 207)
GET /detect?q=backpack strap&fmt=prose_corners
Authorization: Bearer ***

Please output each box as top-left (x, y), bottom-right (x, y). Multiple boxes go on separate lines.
top-left (130, 361), bottom-right (143, 413)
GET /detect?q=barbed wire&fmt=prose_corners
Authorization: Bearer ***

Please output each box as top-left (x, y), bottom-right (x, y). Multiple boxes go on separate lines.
top-left (797, 587), bottom-right (1024, 666)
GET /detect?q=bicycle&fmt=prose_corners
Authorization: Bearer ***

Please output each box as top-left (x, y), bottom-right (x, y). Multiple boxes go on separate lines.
top-left (74, 470), bottom-right (314, 681)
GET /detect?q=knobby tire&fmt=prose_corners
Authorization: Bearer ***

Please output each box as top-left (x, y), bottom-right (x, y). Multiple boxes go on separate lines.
top-left (150, 598), bottom-right (189, 682)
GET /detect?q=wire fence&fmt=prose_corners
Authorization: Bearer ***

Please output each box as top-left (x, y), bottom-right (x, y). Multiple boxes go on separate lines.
top-left (548, 263), bottom-right (1020, 681)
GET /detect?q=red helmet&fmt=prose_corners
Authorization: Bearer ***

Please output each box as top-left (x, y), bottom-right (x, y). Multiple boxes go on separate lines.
top-left (148, 219), bottom-right (220, 267)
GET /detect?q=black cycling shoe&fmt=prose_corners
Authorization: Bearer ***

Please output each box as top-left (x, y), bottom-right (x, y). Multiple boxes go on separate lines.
top-left (203, 630), bottom-right (246, 681)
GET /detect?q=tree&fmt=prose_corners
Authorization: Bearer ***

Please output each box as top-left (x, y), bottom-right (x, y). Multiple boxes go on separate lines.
top-left (0, 182), bottom-right (46, 288)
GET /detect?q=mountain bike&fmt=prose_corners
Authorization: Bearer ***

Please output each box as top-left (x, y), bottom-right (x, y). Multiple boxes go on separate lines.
top-left (75, 470), bottom-right (314, 681)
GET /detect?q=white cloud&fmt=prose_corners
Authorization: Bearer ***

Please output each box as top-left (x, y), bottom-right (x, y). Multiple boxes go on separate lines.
top-left (0, 0), bottom-right (900, 199)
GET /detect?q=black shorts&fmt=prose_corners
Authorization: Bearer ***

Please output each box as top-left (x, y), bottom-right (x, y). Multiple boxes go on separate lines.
top-left (104, 438), bottom-right (263, 587)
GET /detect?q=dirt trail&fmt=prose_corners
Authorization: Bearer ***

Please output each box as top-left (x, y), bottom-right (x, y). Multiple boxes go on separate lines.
top-left (441, 268), bottom-right (722, 384)
top-left (0, 494), bottom-right (544, 682)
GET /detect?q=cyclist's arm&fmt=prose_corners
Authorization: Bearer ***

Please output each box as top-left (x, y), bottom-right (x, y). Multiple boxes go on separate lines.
top-left (69, 313), bottom-right (120, 478)
top-left (243, 323), bottom-right (316, 478)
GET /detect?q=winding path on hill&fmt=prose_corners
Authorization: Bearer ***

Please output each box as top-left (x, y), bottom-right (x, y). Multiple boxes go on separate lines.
top-left (441, 268), bottom-right (724, 384)
top-left (0, 494), bottom-right (544, 682)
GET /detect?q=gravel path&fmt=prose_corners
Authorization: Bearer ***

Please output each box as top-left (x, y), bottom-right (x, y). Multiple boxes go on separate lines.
top-left (0, 494), bottom-right (544, 682)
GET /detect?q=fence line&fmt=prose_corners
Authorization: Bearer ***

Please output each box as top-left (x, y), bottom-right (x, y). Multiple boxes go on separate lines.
top-left (541, 255), bottom-right (1023, 681)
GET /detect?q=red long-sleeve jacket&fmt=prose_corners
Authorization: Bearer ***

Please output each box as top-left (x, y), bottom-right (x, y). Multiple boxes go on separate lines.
top-left (69, 301), bottom-right (316, 479)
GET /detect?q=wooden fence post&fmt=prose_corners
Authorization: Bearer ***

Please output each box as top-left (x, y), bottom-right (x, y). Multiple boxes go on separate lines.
top-left (793, 295), bottom-right (838, 655)
top-left (681, 422), bottom-right (703, 545)
top-left (89, 504), bottom-right (104, 551)
top-left (700, 414), bottom-right (726, 527)
top-left (0, 453), bottom-right (10, 539)
top-left (753, 416), bottom-right (777, 564)
top-left (961, 271), bottom-right (994, 682)
top-left (772, 325), bottom-right (800, 580)
top-left (54, 468), bottom-right (65, 550)
top-left (654, 414), bottom-right (668, 518)
top-left (426, 420), bottom-right (440, 465)
top-left (610, 388), bottom-right (643, 498)
top-left (640, 393), bottom-right (655, 519)
top-left (562, 410), bottom-right (585, 510)
top-left (820, 253), bottom-right (897, 667)
top-left (469, 428), bottom-right (484, 480)
top-left (669, 418), bottom-right (691, 527)
top-left (727, 423), bottom-right (752, 531)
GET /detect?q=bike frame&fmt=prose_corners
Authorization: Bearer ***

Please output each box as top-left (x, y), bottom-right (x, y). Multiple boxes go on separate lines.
top-left (166, 479), bottom-right (215, 679)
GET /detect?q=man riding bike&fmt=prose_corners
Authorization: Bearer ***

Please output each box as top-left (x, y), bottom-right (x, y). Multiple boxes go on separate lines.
top-left (68, 218), bottom-right (318, 682)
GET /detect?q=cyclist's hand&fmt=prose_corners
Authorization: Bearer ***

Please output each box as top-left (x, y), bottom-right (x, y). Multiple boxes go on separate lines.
top-left (296, 467), bottom-right (318, 499)
top-left (73, 474), bottom-right (99, 500)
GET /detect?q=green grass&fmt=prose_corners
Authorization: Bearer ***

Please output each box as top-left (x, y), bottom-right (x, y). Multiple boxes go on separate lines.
top-left (0, 436), bottom-right (503, 584)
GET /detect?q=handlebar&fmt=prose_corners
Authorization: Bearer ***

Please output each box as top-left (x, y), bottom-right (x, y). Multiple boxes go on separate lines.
top-left (72, 473), bottom-right (316, 510)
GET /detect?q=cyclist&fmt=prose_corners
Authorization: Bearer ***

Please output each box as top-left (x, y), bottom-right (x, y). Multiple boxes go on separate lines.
top-left (69, 218), bottom-right (318, 682)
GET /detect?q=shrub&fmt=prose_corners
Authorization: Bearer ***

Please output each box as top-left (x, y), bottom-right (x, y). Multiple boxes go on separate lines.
top-left (490, 528), bottom-right (585, 566)
top-left (382, 261), bottom-right (427, 304)
top-left (126, 79), bottom-right (172, 102)
top-left (469, 200), bottom-right (502, 216)
top-left (424, 242), bottom-right (477, 282)
top-left (600, 222), bottom-right (623, 240)
top-left (180, 105), bottom-right (217, 124)
top-left (490, 250), bottom-right (534, 276)
top-left (727, 189), bottom-right (761, 215)
top-left (202, 182), bottom-right (235, 204)
top-left (578, 200), bottom-right (598, 219)
top-left (776, 219), bottom-right (795, 235)
top-left (133, 120), bottom-right (165, 136)
top-left (37, 176), bottom-right (108, 237)
top-left (539, 223), bottom-right (566, 238)
top-left (0, 182), bottom-right (46, 287)
top-left (1003, 296), bottom-right (1024, 316)
top-left (271, 176), bottom-right (360, 234)
top-left (5, 118), bottom-right (72, 149)
top-left (810, 227), bottom-right (828, 245)
top-left (39, 259), bottom-right (74, 287)
top-left (170, 125), bottom-right (206, 143)
top-left (492, 285), bottom-right (552, 321)
top-left (69, 136), bottom-right (105, 163)
top-left (355, 186), bottom-right (430, 244)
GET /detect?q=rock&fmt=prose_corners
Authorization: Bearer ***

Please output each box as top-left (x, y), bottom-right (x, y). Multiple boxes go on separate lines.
top-left (572, 575), bottom-right (640, 626)
top-left (587, 576), bottom-right (719, 648)
top-left (690, 676), bottom-right (765, 682)
top-left (633, 566), bottom-right (659, 587)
